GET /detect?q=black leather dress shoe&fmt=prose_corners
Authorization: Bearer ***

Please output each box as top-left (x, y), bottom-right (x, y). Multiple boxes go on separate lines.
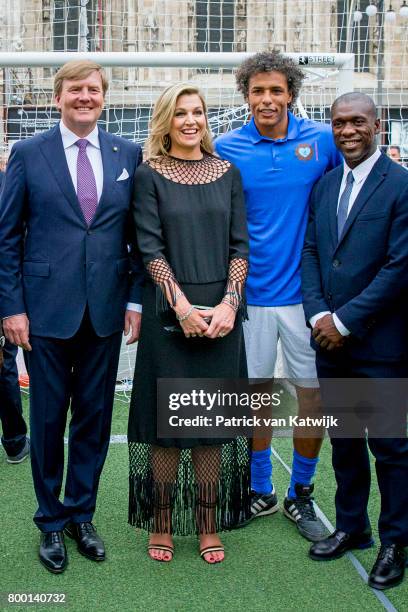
top-left (64, 522), bottom-right (105, 561)
top-left (309, 529), bottom-right (374, 561)
top-left (368, 544), bottom-right (407, 590)
top-left (39, 531), bottom-right (67, 574)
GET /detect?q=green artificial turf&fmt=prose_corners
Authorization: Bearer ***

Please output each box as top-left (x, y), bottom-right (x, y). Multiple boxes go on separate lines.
top-left (1, 396), bottom-right (405, 611)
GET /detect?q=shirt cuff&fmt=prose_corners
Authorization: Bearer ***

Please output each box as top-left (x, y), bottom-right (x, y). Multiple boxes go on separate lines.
top-left (332, 313), bottom-right (351, 336)
top-left (309, 311), bottom-right (331, 328)
top-left (126, 303), bottom-right (142, 313)
top-left (2, 313), bottom-right (26, 320)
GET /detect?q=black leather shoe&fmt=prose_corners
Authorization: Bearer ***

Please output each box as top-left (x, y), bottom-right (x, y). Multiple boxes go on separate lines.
top-left (39, 531), bottom-right (67, 574)
top-left (309, 529), bottom-right (374, 561)
top-left (368, 544), bottom-right (407, 590)
top-left (64, 522), bottom-right (105, 561)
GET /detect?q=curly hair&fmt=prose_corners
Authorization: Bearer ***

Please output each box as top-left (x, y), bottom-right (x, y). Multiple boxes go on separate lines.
top-left (236, 50), bottom-right (305, 109)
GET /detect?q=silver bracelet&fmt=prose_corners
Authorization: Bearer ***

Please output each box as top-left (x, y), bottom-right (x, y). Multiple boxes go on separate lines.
top-left (176, 305), bottom-right (194, 322)
top-left (222, 298), bottom-right (238, 312)
top-left (224, 290), bottom-right (240, 300)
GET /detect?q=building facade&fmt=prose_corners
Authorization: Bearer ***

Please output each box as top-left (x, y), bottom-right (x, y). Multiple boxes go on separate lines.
top-left (0, 0), bottom-right (407, 157)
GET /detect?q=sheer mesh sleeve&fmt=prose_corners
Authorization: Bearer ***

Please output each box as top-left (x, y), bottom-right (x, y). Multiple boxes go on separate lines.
top-left (222, 257), bottom-right (248, 315)
top-left (146, 257), bottom-right (183, 309)
top-left (133, 164), bottom-right (184, 312)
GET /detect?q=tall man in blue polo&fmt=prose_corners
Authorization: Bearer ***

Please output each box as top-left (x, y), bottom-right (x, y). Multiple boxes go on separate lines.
top-left (216, 50), bottom-right (340, 541)
top-left (0, 60), bottom-right (143, 573)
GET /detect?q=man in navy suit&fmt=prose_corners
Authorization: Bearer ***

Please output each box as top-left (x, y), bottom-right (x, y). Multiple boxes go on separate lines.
top-left (0, 61), bottom-right (143, 573)
top-left (302, 92), bottom-right (408, 591)
top-left (0, 171), bottom-right (30, 465)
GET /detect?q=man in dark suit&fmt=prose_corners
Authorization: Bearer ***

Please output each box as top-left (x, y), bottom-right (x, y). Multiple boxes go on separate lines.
top-left (0, 61), bottom-right (143, 573)
top-left (0, 170), bottom-right (30, 465)
top-left (302, 92), bottom-right (408, 591)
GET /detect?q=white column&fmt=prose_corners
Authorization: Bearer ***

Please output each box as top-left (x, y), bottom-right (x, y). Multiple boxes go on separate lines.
top-left (79, 0), bottom-right (90, 52)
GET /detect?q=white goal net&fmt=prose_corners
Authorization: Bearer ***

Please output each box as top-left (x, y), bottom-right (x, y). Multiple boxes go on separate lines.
top-left (1, 0), bottom-right (407, 160)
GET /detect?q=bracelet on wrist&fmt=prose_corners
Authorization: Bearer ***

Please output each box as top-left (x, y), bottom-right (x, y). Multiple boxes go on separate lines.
top-left (221, 299), bottom-right (238, 313)
top-left (176, 305), bottom-right (194, 322)
top-left (224, 290), bottom-right (240, 300)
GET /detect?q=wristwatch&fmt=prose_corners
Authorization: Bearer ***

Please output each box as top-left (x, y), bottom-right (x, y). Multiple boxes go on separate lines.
top-left (0, 334), bottom-right (5, 348)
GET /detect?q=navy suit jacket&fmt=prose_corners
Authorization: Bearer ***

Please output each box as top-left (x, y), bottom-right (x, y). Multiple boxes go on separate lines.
top-left (0, 124), bottom-right (144, 338)
top-left (302, 153), bottom-right (408, 363)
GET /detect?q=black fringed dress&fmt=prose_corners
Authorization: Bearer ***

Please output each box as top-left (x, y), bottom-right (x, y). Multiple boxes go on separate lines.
top-left (128, 154), bottom-right (251, 535)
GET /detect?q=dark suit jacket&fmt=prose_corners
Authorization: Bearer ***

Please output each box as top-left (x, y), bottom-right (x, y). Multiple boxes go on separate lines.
top-left (301, 153), bottom-right (408, 362)
top-left (0, 124), bottom-right (144, 338)
top-left (0, 172), bottom-right (4, 366)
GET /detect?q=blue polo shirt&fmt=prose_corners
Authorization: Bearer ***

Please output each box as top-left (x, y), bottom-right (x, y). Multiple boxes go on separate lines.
top-left (215, 113), bottom-right (341, 306)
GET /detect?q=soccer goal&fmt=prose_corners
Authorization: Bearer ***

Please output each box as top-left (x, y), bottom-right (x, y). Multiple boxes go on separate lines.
top-left (0, 50), bottom-right (354, 146)
top-left (0, 50), bottom-right (354, 401)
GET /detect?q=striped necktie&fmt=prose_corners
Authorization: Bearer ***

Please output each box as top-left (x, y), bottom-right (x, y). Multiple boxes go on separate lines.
top-left (76, 139), bottom-right (98, 225)
top-left (337, 170), bottom-right (354, 240)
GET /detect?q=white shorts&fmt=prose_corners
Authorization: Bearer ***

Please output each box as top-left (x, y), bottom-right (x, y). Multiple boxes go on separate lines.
top-left (243, 304), bottom-right (318, 388)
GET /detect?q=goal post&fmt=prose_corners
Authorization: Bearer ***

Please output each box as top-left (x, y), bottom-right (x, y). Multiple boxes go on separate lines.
top-left (0, 51), bottom-right (355, 148)
top-left (0, 50), bottom-right (355, 72)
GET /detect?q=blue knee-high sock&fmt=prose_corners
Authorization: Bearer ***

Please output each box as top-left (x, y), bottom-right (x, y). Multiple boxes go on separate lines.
top-left (251, 448), bottom-right (273, 495)
top-left (289, 449), bottom-right (319, 498)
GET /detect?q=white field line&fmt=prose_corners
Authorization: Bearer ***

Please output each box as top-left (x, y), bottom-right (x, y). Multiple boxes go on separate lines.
top-left (271, 446), bottom-right (399, 612)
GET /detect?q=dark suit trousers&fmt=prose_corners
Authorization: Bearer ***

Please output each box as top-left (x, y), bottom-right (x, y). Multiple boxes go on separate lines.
top-left (27, 310), bottom-right (122, 532)
top-left (316, 350), bottom-right (408, 546)
top-left (0, 340), bottom-right (27, 456)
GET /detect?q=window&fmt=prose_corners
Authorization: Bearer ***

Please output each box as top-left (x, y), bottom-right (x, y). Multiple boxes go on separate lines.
top-left (196, 1), bottom-right (234, 52)
top-left (53, 0), bottom-right (97, 52)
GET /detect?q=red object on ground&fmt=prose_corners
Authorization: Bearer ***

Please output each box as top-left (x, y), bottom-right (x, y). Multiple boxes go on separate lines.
top-left (19, 374), bottom-right (30, 388)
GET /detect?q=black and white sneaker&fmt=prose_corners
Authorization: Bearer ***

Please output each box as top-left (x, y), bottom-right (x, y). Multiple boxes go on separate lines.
top-left (283, 483), bottom-right (326, 542)
top-left (6, 438), bottom-right (30, 464)
top-left (250, 487), bottom-right (279, 519)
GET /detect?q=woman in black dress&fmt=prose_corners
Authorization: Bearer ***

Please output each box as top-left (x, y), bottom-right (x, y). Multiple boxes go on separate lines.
top-left (128, 83), bottom-right (251, 563)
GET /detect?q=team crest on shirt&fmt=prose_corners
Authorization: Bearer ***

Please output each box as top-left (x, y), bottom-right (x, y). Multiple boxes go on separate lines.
top-left (295, 143), bottom-right (314, 161)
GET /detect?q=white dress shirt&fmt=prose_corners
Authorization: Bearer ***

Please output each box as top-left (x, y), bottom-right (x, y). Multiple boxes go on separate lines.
top-left (309, 148), bottom-right (382, 336)
top-left (336, 148), bottom-right (382, 216)
top-left (60, 121), bottom-right (104, 201)
top-left (60, 121), bottom-right (141, 314)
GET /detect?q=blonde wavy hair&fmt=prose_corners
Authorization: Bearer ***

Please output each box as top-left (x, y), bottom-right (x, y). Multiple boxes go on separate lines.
top-left (145, 83), bottom-right (214, 159)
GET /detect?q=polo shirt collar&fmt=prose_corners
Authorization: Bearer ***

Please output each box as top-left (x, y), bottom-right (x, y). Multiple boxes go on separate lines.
top-left (245, 111), bottom-right (300, 144)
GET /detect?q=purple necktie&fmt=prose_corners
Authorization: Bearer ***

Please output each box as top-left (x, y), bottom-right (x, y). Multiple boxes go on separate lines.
top-left (76, 139), bottom-right (98, 225)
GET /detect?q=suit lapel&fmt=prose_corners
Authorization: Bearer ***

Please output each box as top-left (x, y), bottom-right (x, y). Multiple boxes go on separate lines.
top-left (39, 125), bottom-right (86, 224)
top-left (95, 128), bottom-right (121, 220)
top-left (39, 125), bottom-right (122, 225)
top-left (328, 166), bottom-right (343, 249)
top-left (336, 155), bottom-right (389, 249)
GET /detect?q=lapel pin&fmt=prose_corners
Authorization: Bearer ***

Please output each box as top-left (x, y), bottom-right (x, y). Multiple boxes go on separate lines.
top-left (113, 146), bottom-right (118, 152)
